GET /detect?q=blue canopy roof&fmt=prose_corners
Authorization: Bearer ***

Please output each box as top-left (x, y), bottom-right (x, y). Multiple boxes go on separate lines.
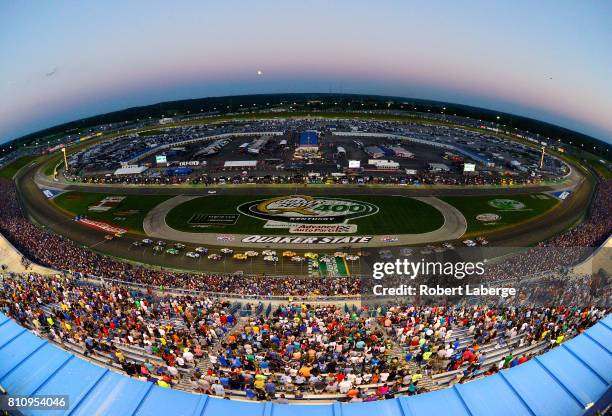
top-left (0, 313), bottom-right (610, 416)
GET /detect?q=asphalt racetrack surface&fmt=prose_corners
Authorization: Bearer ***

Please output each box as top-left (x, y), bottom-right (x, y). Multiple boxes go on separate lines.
top-left (16, 161), bottom-right (593, 275)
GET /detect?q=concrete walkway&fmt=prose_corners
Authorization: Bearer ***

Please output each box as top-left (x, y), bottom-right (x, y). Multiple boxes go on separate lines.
top-left (143, 195), bottom-right (467, 249)
top-left (572, 236), bottom-right (612, 276)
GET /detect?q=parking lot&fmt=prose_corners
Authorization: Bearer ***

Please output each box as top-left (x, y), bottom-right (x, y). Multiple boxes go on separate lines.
top-left (66, 119), bottom-right (567, 187)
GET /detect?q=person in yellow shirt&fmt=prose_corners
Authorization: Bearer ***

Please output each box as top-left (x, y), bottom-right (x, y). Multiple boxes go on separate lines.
top-left (298, 365), bottom-right (311, 378)
top-left (254, 376), bottom-right (266, 391)
top-left (114, 350), bottom-right (125, 363)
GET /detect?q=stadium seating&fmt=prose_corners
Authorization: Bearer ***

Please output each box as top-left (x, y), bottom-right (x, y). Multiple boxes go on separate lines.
top-left (1, 312), bottom-right (610, 415)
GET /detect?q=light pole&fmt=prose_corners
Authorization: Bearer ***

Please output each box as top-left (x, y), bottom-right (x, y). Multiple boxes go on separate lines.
top-left (61, 147), bottom-right (69, 172)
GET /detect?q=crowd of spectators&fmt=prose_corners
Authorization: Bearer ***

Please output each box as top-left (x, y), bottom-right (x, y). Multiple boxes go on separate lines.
top-left (381, 303), bottom-right (607, 385)
top-left (201, 302), bottom-right (607, 400)
top-left (0, 273), bottom-right (236, 389)
top-left (1, 272), bottom-right (607, 401)
top-left (198, 303), bottom-right (411, 400)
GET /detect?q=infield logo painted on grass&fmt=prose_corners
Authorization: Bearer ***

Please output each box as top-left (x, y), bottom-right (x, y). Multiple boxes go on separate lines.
top-left (487, 199), bottom-right (526, 210)
top-left (237, 196), bottom-right (379, 228)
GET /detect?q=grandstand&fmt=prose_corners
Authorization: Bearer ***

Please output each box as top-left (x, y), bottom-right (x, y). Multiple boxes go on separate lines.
top-left (1, 309), bottom-right (610, 414)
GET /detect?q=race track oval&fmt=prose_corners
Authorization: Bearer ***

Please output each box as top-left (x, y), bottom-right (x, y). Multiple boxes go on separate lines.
top-left (143, 195), bottom-right (467, 249)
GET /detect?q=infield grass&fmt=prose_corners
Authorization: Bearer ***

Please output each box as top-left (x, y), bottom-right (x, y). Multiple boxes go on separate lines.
top-left (0, 156), bottom-right (38, 179)
top-left (441, 193), bottom-right (559, 234)
top-left (165, 195), bottom-right (445, 235)
top-left (52, 191), bottom-right (172, 232)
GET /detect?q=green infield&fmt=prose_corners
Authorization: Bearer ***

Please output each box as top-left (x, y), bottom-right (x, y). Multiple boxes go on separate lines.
top-left (53, 191), bottom-right (172, 232)
top-left (0, 156), bottom-right (38, 179)
top-left (165, 195), bottom-right (445, 235)
top-left (51, 191), bottom-right (560, 238)
top-left (441, 193), bottom-right (559, 234)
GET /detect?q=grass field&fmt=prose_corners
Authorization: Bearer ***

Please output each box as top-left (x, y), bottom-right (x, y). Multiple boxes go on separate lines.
top-left (441, 193), bottom-right (559, 234)
top-left (53, 192), bottom-right (172, 232)
top-left (165, 195), bottom-right (445, 235)
top-left (52, 191), bottom-right (560, 237)
top-left (0, 156), bottom-right (38, 179)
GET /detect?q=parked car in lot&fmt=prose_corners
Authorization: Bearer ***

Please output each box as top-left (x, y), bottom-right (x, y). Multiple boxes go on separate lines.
top-left (195, 247), bottom-right (208, 254)
top-left (132, 241), bottom-right (143, 247)
top-left (476, 236), bottom-right (489, 245)
top-left (142, 238), bottom-right (153, 245)
top-left (173, 243), bottom-right (185, 250)
top-left (104, 234), bottom-right (114, 241)
top-left (166, 248), bottom-right (179, 255)
top-left (463, 239), bottom-right (477, 247)
top-left (186, 251), bottom-right (200, 259)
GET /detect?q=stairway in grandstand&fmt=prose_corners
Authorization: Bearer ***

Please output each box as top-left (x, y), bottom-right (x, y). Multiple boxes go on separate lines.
top-left (384, 324), bottom-right (552, 391)
top-left (428, 327), bottom-right (550, 389)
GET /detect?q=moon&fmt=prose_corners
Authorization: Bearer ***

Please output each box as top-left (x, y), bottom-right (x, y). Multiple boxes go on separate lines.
top-left (257, 70), bottom-right (263, 76)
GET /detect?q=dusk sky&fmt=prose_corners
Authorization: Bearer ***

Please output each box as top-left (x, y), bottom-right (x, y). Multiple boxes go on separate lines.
top-left (1, 1), bottom-right (611, 143)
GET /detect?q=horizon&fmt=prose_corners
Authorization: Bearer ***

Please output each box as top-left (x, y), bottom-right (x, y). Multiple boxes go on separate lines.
top-left (4, 92), bottom-right (609, 147)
